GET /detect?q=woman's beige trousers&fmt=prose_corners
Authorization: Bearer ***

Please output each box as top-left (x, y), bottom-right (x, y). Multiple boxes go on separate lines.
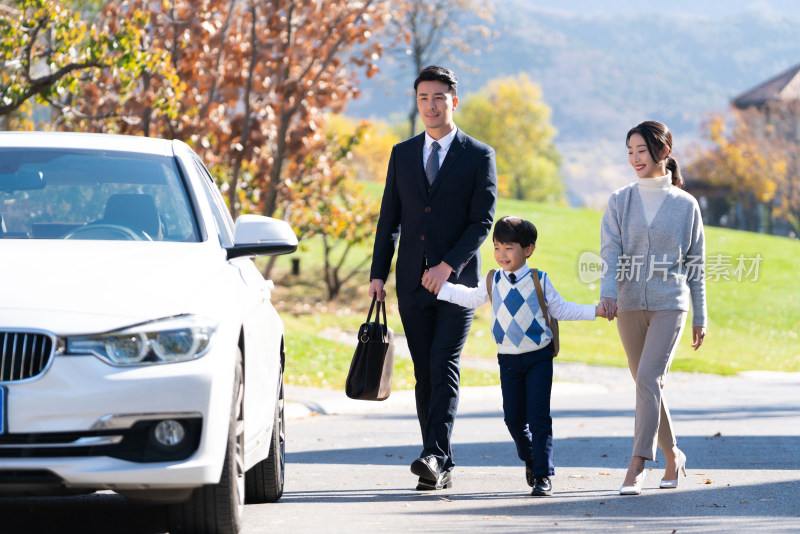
top-left (617, 310), bottom-right (687, 460)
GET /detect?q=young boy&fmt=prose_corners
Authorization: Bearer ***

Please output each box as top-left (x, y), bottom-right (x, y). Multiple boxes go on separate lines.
top-left (432, 216), bottom-right (607, 496)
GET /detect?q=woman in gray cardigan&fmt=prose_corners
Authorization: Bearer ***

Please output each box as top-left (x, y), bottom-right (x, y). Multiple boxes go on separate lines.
top-left (600, 120), bottom-right (707, 496)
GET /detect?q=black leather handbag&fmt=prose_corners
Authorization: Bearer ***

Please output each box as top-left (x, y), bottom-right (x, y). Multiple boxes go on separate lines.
top-left (345, 295), bottom-right (395, 401)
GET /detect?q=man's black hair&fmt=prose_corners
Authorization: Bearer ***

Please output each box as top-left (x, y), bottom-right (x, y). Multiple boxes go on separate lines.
top-left (492, 216), bottom-right (538, 248)
top-left (414, 65), bottom-right (458, 96)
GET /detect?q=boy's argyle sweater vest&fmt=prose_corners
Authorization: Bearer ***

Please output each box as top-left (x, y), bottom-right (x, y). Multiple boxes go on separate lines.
top-left (491, 269), bottom-right (553, 354)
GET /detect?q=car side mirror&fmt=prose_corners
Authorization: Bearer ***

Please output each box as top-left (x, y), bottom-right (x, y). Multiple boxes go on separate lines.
top-left (226, 215), bottom-right (298, 259)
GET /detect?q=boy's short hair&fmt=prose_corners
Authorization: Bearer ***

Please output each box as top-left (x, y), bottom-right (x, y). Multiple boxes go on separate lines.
top-left (492, 216), bottom-right (538, 248)
top-left (414, 65), bottom-right (458, 97)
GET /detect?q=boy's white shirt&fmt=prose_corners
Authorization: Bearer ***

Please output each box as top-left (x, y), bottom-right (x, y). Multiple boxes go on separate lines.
top-left (437, 265), bottom-right (596, 322)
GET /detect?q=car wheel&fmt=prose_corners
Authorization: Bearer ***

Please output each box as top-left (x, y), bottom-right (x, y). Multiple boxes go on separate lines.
top-left (245, 365), bottom-right (285, 503)
top-left (168, 349), bottom-right (245, 534)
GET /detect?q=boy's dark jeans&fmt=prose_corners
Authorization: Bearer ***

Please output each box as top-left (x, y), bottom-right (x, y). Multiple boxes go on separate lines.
top-left (498, 344), bottom-right (555, 477)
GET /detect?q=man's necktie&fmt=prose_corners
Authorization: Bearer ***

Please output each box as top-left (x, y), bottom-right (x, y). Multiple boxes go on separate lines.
top-left (425, 141), bottom-right (441, 185)
top-left (509, 273), bottom-right (517, 283)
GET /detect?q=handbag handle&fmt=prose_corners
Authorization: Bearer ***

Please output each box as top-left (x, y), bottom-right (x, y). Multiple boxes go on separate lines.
top-left (366, 293), bottom-right (378, 322)
top-left (362, 295), bottom-right (388, 343)
top-left (365, 294), bottom-right (388, 326)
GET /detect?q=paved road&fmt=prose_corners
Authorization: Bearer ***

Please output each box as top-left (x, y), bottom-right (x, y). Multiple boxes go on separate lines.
top-left (3, 362), bottom-right (799, 533)
top-left (265, 364), bottom-right (800, 533)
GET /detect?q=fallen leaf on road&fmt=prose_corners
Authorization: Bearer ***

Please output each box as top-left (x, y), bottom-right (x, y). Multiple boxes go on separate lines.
top-left (703, 479), bottom-right (713, 484)
top-left (569, 475), bottom-right (586, 479)
top-left (598, 472), bottom-right (611, 476)
top-left (740, 501), bottom-right (749, 504)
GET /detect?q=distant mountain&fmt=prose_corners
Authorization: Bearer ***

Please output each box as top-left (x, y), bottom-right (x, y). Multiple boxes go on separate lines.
top-left (347, 1), bottom-right (800, 206)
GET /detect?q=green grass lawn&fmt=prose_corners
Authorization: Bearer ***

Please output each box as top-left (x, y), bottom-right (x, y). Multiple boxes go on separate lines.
top-left (268, 197), bottom-right (800, 389)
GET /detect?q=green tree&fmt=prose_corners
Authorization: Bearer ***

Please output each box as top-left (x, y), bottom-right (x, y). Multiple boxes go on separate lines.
top-left (458, 74), bottom-right (563, 202)
top-left (282, 119), bottom-right (380, 300)
top-left (0, 0), bottom-right (180, 126)
top-left (327, 113), bottom-right (400, 182)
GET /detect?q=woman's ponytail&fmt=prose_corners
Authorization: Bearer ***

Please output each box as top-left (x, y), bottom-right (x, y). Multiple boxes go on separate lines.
top-left (666, 156), bottom-right (684, 189)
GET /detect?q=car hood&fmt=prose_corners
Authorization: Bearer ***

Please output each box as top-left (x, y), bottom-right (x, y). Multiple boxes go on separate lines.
top-left (0, 240), bottom-right (233, 334)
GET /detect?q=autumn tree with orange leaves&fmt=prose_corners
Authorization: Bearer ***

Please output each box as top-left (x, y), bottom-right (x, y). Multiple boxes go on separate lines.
top-left (3, 1), bottom-right (400, 297)
top-left (72, 0), bottom-right (390, 220)
top-left (689, 111), bottom-right (797, 234)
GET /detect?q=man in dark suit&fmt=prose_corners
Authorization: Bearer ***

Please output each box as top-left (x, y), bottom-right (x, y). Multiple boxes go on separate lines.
top-left (368, 65), bottom-right (497, 490)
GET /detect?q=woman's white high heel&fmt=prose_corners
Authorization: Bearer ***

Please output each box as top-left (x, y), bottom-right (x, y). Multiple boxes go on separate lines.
top-left (619, 469), bottom-right (646, 495)
top-left (659, 450), bottom-right (687, 489)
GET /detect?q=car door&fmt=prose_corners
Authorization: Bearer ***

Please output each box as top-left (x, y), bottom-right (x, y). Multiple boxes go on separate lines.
top-left (191, 158), bottom-right (280, 450)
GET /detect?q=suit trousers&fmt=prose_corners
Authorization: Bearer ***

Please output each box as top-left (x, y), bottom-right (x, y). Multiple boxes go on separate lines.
top-left (498, 345), bottom-right (555, 477)
top-left (617, 309), bottom-right (687, 460)
top-left (398, 285), bottom-right (474, 473)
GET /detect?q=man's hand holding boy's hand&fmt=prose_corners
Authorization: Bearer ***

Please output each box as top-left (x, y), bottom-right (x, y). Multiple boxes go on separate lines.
top-left (421, 262), bottom-right (452, 295)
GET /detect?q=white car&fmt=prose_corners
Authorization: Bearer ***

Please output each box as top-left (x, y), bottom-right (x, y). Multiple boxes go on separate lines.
top-left (0, 132), bottom-right (297, 533)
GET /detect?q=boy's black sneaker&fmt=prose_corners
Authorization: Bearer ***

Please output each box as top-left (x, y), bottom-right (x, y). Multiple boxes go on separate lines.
top-left (531, 475), bottom-right (552, 496)
top-left (525, 461), bottom-right (534, 487)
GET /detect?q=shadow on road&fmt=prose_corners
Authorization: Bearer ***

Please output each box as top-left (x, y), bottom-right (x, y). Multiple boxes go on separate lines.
top-left (287, 435), bottom-right (800, 470)
top-left (0, 492), bottom-right (167, 534)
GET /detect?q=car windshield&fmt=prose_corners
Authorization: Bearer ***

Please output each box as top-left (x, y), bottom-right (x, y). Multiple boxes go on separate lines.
top-left (0, 148), bottom-right (199, 242)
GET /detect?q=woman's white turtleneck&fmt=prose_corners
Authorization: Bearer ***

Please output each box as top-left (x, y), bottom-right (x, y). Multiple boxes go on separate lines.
top-left (638, 172), bottom-right (672, 225)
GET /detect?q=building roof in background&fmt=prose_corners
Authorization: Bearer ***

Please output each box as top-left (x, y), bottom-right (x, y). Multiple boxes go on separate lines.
top-left (732, 62), bottom-right (800, 108)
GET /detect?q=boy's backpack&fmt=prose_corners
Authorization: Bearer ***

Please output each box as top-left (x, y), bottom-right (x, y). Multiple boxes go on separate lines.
top-left (485, 268), bottom-right (560, 357)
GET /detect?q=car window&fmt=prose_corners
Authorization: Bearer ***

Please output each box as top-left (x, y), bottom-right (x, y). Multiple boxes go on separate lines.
top-left (192, 158), bottom-right (235, 247)
top-left (0, 148), bottom-right (199, 241)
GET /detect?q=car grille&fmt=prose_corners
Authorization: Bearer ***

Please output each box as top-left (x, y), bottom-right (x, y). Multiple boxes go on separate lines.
top-left (0, 331), bottom-right (55, 382)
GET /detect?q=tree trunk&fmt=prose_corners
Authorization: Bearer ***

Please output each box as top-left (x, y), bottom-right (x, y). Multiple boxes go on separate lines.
top-left (408, 103), bottom-right (418, 139)
top-left (228, 2), bottom-right (259, 219)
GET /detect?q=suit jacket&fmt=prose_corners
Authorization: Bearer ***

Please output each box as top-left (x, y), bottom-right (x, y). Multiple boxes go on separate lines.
top-left (370, 129), bottom-right (497, 293)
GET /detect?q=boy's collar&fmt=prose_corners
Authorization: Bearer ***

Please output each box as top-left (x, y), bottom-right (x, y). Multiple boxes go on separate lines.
top-left (504, 265), bottom-right (531, 280)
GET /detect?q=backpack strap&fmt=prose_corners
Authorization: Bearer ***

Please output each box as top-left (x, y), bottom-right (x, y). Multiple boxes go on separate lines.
top-left (532, 269), bottom-right (552, 329)
top-left (485, 269), bottom-right (496, 303)
top-left (532, 268), bottom-right (560, 356)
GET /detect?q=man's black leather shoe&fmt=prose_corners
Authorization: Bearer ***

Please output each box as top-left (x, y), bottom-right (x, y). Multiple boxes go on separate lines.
top-left (525, 461), bottom-right (534, 487)
top-left (410, 455), bottom-right (439, 481)
top-left (531, 475), bottom-right (552, 496)
top-left (415, 471), bottom-right (452, 491)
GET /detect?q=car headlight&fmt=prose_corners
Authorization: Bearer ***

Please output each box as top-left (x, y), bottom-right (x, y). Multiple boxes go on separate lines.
top-left (64, 315), bottom-right (217, 366)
